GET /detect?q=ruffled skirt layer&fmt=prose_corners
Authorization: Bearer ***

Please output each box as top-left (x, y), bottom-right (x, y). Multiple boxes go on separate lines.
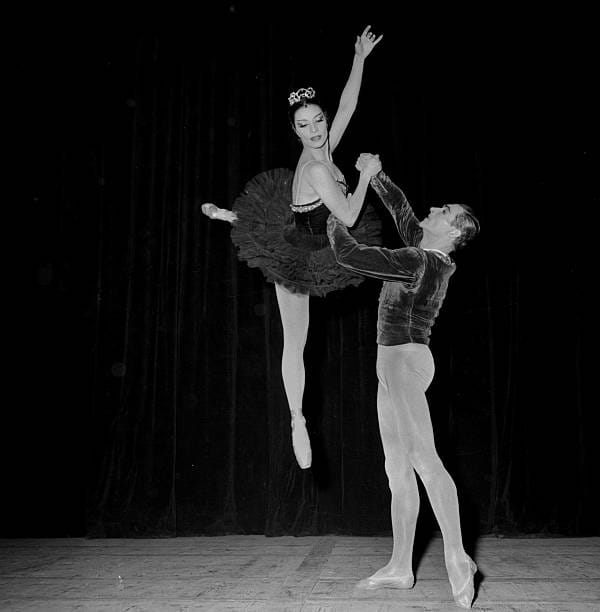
top-left (230, 168), bottom-right (382, 297)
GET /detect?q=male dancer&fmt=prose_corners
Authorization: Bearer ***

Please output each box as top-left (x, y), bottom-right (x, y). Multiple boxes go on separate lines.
top-left (327, 153), bottom-right (480, 609)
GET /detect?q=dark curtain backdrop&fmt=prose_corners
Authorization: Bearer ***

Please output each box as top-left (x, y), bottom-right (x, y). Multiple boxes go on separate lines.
top-left (16, 5), bottom-right (598, 538)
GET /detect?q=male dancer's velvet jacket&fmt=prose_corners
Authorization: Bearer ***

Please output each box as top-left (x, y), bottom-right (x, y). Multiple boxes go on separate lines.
top-left (327, 171), bottom-right (456, 346)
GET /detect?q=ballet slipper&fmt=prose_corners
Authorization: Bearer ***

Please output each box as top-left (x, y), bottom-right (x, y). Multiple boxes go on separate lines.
top-left (201, 203), bottom-right (219, 218)
top-left (290, 413), bottom-right (311, 469)
top-left (451, 556), bottom-right (477, 609)
top-left (201, 203), bottom-right (237, 223)
top-left (356, 572), bottom-right (414, 590)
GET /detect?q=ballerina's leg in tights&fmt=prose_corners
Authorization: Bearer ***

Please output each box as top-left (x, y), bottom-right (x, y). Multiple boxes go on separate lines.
top-left (362, 345), bottom-right (477, 608)
top-left (274, 283), bottom-right (311, 468)
top-left (201, 204), bottom-right (312, 469)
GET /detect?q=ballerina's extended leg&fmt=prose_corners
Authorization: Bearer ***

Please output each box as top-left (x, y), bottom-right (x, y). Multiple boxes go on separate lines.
top-left (203, 199), bottom-right (310, 468)
top-left (275, 283), bottom-right (312, 469)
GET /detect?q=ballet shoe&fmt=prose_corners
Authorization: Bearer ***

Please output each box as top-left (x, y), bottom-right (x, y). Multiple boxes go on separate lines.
top-left (290, 413), bottom-right (311, 469)
top-left (201, 203), bottom-right (219, 218)
top-left (357, 573), bottom-right (414, 590)
top-left (201, 203), bottom-right (236, 223)
top-left (452, 556), bottom-right (477, 609)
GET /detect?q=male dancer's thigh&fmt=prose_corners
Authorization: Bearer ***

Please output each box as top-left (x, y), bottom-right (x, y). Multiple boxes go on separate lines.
top-left (376, 343), bottom-right (436, 458)
top-left (377, 376), bottom-right (410, 470)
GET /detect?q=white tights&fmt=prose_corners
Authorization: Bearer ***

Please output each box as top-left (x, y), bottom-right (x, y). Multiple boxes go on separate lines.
top-left (275, 283), bottom-right (312, 468)
top-left (373, 343), bottom-right (471, 594)
top-left (201, 204), bottom-right (312, 467)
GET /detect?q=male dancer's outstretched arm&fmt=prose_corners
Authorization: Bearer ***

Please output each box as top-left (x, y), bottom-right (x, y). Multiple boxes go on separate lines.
top-left (356, 154), bottom-right (422, 247)
top-left (326, 213), bottom-right (423, 288)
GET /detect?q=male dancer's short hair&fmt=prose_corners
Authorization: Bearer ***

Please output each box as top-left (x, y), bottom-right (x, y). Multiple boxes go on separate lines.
top-left (450, 204), bottom-right (480, 251)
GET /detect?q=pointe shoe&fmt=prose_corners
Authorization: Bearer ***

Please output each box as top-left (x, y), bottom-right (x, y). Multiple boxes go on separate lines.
top-left (452, 557), bottom-right (477, 609)
top-left (357, 573), bottom-right (414, 590)
top-left (291, 413), bottom-right (311, 469)
top-left (201, 203), bottom-right (219, 218)
top-left (201, 203), bottom-right (236, 223)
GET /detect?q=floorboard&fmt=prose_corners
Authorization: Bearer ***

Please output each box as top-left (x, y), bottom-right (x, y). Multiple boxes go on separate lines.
top-left (0, 535), bottom-right (598, 611)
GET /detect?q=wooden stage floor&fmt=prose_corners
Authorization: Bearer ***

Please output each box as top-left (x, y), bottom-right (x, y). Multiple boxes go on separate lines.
top-left (0, 535), bottom-right (598, 611)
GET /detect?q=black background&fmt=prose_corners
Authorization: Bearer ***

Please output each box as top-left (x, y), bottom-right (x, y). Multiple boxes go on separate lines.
top-left (13, 4), bottom-right (598, 538)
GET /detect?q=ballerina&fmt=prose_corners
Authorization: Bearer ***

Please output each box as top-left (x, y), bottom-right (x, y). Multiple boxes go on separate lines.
top-left (202, 26), bottom-right (383, 469)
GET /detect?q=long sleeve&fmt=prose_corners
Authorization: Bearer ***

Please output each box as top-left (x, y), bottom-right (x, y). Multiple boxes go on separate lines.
top-left (327, 214), bottom-right (422, 288)
top-left (370, 171), bottom-right (423, 247)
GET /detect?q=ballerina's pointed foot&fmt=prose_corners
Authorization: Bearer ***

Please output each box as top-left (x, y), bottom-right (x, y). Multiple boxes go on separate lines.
top-left (201, 203), bottom-right (219, 218)
top-left (291, 413), bottom-right (311, 469)
top-left (357, 570), bottom-right (414, 590)
top-left (452, 557), bottom-right (477, 609)
top-left (201, 203), bottom-right (237, 223)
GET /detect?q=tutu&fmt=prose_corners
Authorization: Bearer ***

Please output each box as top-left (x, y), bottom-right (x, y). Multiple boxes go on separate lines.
top-left (230, 168), bottom-right (382, 297)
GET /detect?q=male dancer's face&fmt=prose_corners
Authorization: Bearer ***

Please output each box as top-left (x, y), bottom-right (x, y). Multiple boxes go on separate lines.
top-left (419, 204), bottom-right (464, 236)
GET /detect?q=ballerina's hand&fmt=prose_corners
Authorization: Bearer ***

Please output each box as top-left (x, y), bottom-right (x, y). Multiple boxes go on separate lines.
top-left (355, 25), bottom-right (383, 58)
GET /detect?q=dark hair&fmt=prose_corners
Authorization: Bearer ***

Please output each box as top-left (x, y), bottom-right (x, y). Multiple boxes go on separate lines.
top-left (450, 204), bottom-right (480, 250)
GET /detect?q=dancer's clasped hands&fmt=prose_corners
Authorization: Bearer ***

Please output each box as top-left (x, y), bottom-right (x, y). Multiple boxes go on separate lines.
top-left (355, 152), bottom-right (382, 177)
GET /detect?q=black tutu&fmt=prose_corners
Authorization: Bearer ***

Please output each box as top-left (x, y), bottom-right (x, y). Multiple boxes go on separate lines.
top-left (230, 168), bottom-right (382, 297)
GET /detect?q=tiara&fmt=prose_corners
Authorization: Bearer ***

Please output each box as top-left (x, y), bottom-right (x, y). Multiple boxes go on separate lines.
top-left (288, 87), bottom-right (316, 106)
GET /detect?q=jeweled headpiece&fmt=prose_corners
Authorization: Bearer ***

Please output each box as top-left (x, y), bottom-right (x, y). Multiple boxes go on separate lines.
top-left (288, 87), bottom-right (316, 106)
